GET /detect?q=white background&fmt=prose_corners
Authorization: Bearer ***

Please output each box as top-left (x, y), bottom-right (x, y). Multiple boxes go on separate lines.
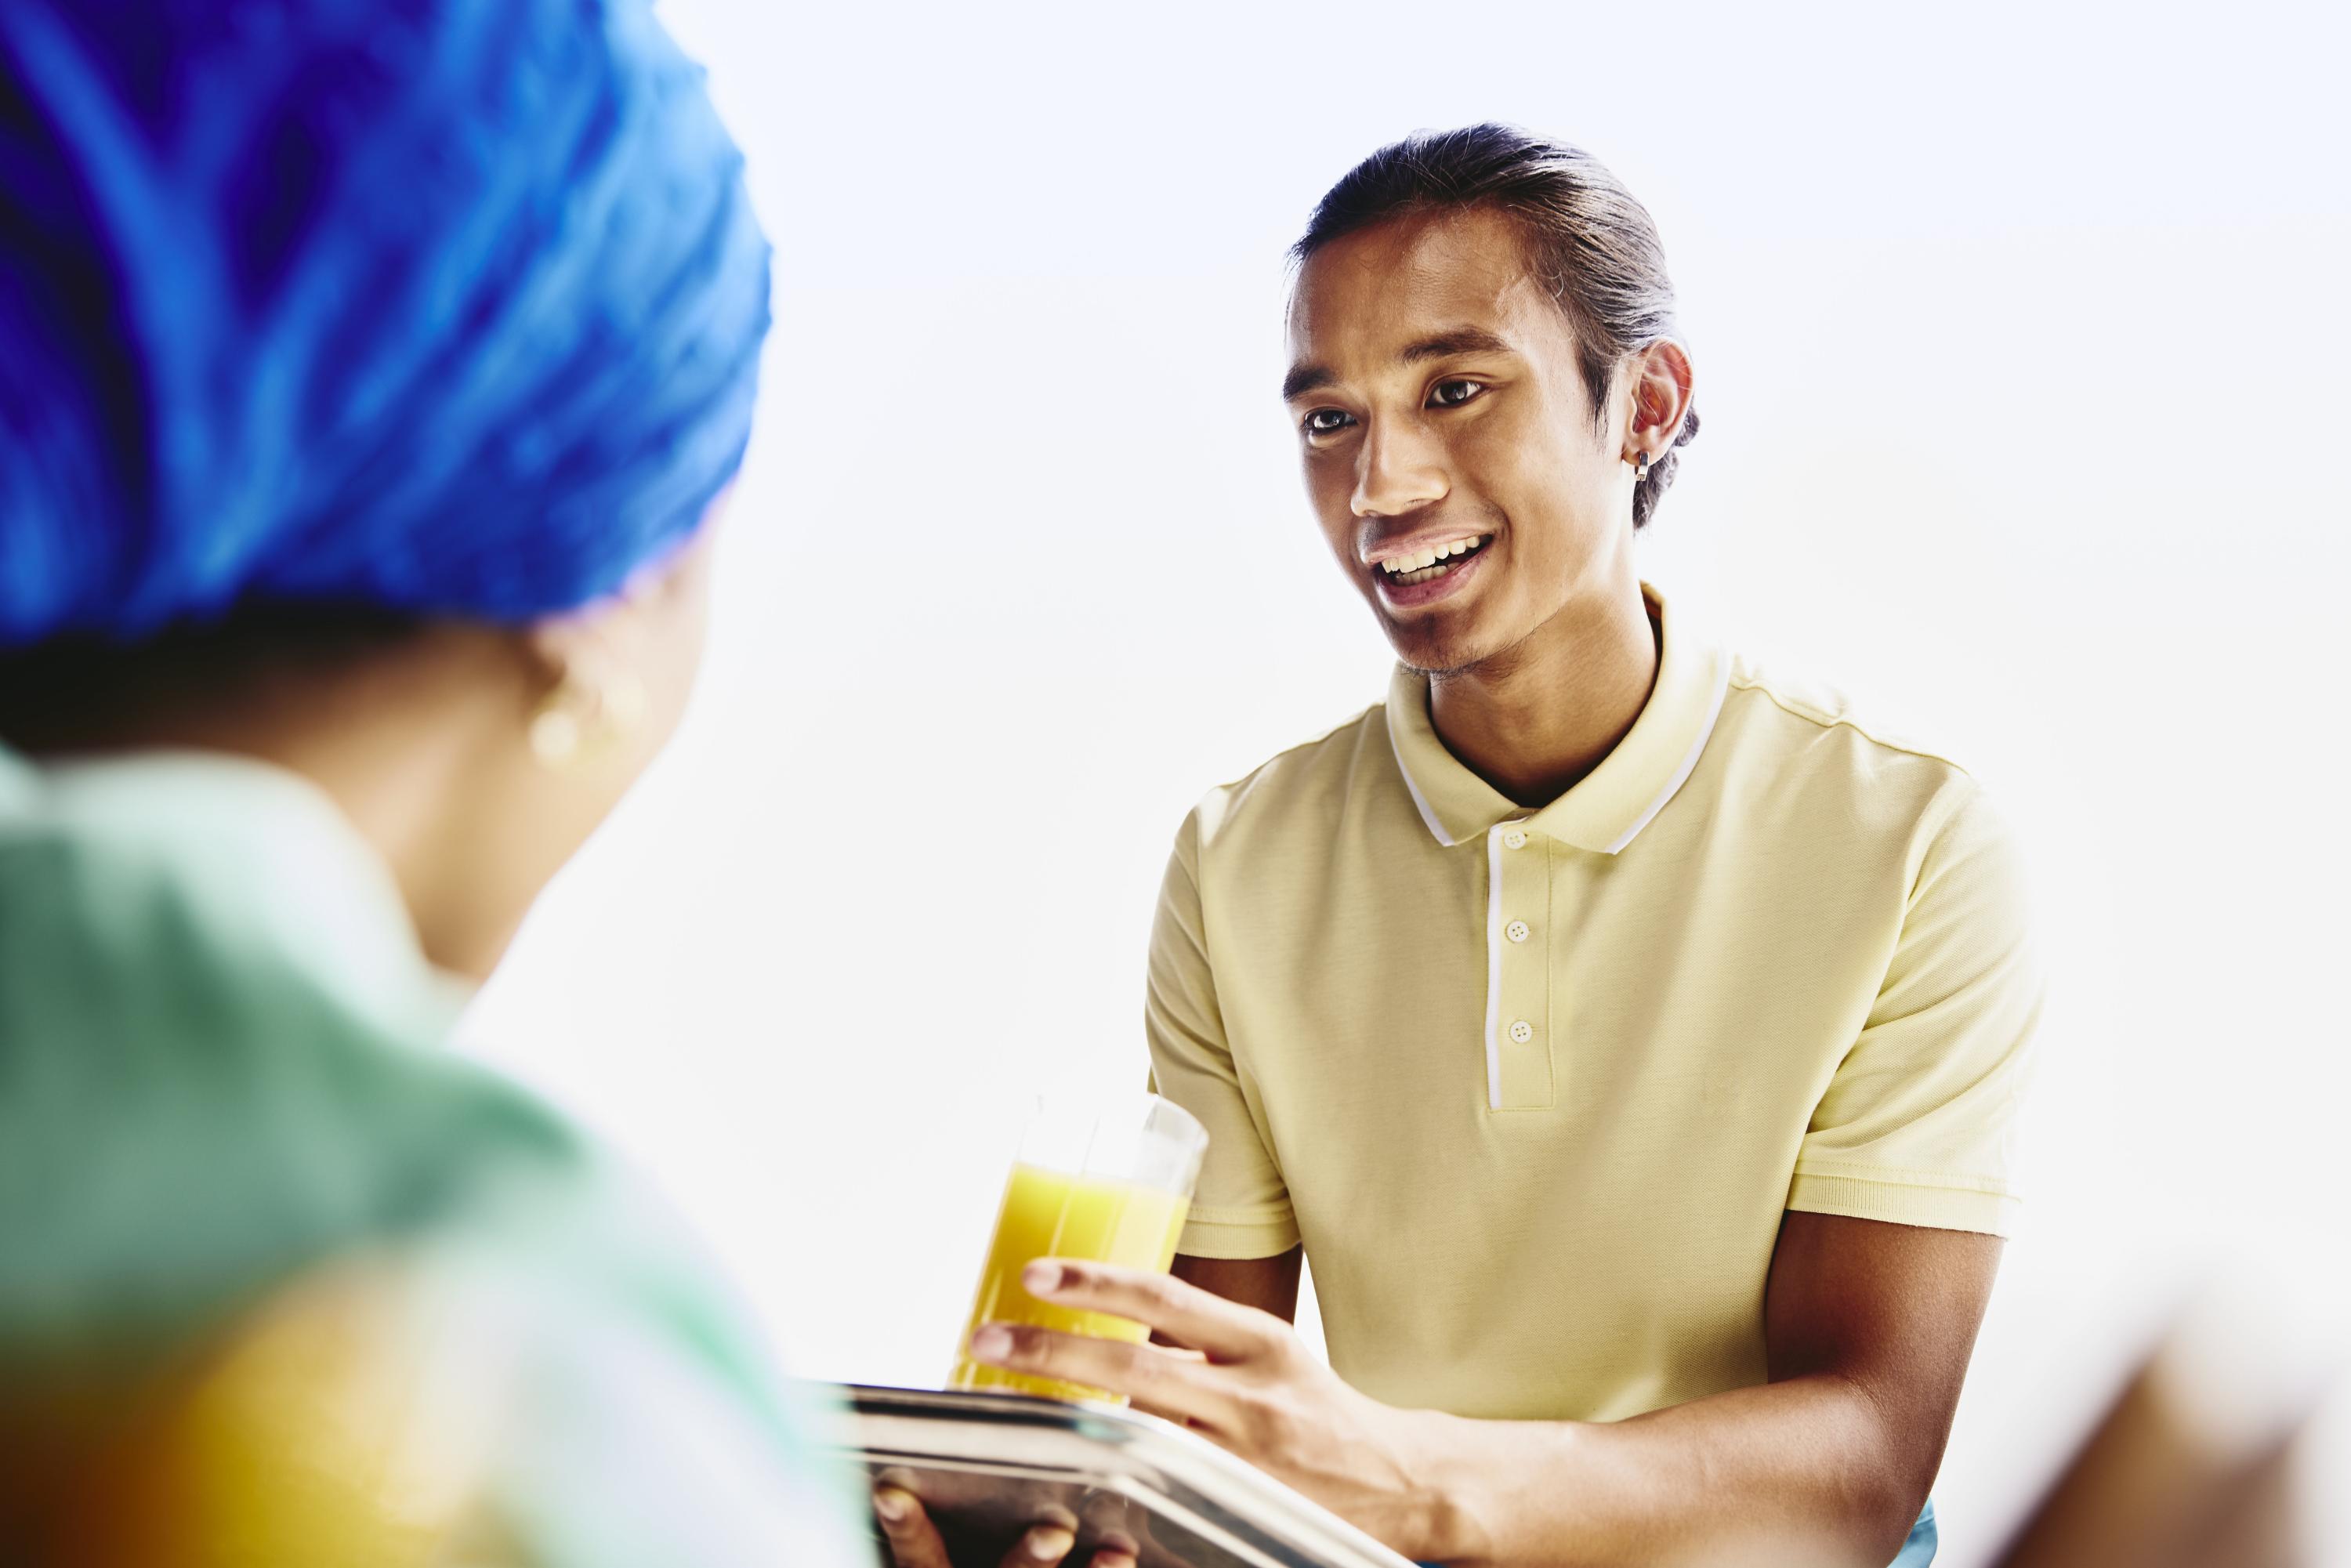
top-left (462, 3), bottom-right (2351, 1561)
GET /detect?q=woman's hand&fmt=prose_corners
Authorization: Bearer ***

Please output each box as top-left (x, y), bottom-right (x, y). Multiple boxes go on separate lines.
top-left (872, 1486), bottom-right (1136, 1568)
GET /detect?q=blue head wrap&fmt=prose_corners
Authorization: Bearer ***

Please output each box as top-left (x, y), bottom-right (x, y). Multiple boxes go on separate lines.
top-left (0, 0), bottom-right (770, 649)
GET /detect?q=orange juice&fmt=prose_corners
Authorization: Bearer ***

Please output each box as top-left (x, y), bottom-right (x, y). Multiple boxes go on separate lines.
top-left (950, 1161), bottom-right (1191, 1402)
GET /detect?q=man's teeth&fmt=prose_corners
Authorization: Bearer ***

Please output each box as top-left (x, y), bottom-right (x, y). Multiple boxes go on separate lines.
top-left (1378, 535), bottom-right (1490, 577)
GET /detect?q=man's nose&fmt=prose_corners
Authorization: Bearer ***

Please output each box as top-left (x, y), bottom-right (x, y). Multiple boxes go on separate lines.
top-left (1350, 417), bottom-right (1450, 518)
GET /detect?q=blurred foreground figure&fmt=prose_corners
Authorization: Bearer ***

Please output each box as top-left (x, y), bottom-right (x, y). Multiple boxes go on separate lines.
top-left (0, 1), bottom-right (860, 1561)
top-left (1995, 1294), bottom-right (2337, 1568)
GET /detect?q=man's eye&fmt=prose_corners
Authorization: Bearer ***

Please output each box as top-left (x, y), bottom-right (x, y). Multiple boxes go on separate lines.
top-left (1302, 409), bottom-right (1354, 436)
top-left (1429, 379), bottom-right (1485, 408)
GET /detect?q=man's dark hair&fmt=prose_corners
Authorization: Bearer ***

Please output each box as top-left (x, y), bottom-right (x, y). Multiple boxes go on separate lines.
top-left (1294, 124), bottom-right (1698, 530)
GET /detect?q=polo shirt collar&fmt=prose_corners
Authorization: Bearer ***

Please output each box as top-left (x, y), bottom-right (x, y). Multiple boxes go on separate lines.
top-left (1383, 584), bottom-right (1730, 854)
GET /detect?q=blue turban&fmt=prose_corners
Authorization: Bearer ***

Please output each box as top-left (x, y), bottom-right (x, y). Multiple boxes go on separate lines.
top-left (0, 0), bottom-right (770, 649)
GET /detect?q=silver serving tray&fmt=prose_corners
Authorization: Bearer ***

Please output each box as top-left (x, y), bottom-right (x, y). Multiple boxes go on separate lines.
top-left (813, 1384), bottom-right (1417, 1568)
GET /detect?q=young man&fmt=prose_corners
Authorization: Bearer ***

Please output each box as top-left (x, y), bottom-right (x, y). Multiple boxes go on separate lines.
top-left (941, 125), bottom-right (2041, 1568)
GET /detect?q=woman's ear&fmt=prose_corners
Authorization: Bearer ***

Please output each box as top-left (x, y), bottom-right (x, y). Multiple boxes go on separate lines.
top-left (520, 521), bottom-right (722, 771)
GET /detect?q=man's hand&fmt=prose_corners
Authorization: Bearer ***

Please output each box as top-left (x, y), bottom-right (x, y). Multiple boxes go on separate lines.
top-left (963, 1260), bottom-right (1450, 1558)
top-left (871, 1485), bottom-right (1136, 1568)
top-left (973, 1218), bottom-right (2001, 1568)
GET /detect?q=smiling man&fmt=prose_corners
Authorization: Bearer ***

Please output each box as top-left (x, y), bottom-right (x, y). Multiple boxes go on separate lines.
top-left (936, 126), bottom-right (2043, 1568)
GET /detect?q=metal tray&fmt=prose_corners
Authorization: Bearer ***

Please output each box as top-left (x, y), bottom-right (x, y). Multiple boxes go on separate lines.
top-left (813, 1384), bottom-right (1416, 1568)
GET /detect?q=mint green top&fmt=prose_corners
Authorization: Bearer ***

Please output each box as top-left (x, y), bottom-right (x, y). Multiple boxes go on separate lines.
top-left (0, 744), bottom-right (864, 1562)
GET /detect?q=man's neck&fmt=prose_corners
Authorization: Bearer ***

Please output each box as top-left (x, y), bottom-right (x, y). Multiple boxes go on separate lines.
top-left (1426, 581), bottom-right (1660, 809)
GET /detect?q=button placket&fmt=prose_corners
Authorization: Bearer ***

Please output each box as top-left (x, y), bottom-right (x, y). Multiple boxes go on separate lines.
top-left (1488, 819), bottom-right (1553, 1110)
top-left (1541, 832), bottom-right (1562, 1108)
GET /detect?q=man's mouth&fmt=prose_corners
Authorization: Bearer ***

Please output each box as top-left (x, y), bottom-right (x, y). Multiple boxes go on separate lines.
top-left (1374, 533), bottom-right (1491, 587)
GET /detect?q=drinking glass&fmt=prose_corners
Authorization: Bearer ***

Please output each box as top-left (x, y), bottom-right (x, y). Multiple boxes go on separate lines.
top-left (949, 1095), bottom-right (1209, 1403)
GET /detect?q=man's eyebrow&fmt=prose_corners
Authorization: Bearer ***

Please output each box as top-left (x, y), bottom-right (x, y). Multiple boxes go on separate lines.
top-left (1399, 327), bottom-right (1516, 364)
top-left (1281, 363), bottom-right (1335, 401)
top-left (1282, 328), bottom-right (1519, 401)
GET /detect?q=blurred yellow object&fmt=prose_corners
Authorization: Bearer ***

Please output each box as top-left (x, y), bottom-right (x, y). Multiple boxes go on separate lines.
top-left (950, 1164), bottom-right (1190, 1403)
top-left (24, 1256), bottom-right (507, 1568)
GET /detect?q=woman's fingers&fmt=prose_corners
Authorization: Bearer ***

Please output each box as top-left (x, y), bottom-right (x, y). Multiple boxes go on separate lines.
top-left (874, 1487), bottom-right (951, 1568)
top-left (999, 1523), bottom-right (1078, 1568)
top-left (878, 1484), bottom-right (1125, 1568)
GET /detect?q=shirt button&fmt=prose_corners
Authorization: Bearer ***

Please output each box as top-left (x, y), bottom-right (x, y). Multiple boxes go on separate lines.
top-left (1505, 920), bottom-right (1531, 943)
top-left (1509, 1019), bottom-right (1534, 1044)
top-left (1502, 827), bottom-right (1528, 849)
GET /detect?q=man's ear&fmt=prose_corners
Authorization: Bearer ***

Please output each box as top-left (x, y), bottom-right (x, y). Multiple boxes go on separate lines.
top-left (1624, 340), bottom-right (1695, 457)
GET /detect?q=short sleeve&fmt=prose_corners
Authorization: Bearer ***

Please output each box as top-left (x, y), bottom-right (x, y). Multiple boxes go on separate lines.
top-left (1788, 781), bottom-right (2045, 1237)
top-left (1144, 810), bottom-right (1300, 1260)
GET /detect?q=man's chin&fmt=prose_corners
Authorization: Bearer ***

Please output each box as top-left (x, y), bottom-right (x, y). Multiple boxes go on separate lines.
top-left (1382, 619), bottom-right (1495, 679)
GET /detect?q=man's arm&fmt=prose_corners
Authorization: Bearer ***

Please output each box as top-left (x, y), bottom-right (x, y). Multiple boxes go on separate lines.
top-left (1172, 1249), bottom-right (1301, 1323)
top-left (968, 1213), bottom-right (2000, 1568)
top-left (1403, 1213), bottom-right (1998, 1566)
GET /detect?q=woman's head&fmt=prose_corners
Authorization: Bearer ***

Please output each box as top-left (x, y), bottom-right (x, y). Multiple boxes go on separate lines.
top-left (0, 0), bottom-right (771, 973)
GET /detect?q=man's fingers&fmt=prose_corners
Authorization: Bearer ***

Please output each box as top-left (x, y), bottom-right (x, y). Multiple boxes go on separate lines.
top-left (1020, 1260), bottom-right (1283, 1361)
top-left (967, 1324), bottom-right (1241, 1430)
top-left (873, 1487), bottom-right (951, 1568)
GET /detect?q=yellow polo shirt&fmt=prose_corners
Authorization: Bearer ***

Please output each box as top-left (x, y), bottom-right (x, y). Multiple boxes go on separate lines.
top-left (1145, 588), bottom-right (2041, 1422)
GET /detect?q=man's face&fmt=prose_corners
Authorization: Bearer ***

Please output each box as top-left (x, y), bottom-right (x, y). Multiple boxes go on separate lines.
top-left (1284, 207), bottom-right (1632, 675)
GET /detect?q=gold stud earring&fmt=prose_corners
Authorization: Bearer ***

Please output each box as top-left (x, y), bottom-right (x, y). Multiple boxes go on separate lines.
top-left (529, 667), bottom-right (646, 770)
top-left (529, 672), bottom-right (592, 767)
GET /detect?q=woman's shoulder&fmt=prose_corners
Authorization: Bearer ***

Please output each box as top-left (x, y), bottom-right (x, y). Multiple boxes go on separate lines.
top-left (2, 747), bottom-right (465, 1040)
top-left (0, 748), bottom-right (820, 1516)
top-left (0, 748), bottom-right (582, 1370)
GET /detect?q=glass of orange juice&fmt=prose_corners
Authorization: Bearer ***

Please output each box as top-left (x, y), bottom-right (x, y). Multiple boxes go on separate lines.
top-left (949, 1094), bottom-right (1209, 1403)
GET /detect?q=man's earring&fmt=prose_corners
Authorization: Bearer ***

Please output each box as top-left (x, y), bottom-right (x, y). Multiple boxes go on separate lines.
top-left (1633, 451), bottom-right (1652, 483)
